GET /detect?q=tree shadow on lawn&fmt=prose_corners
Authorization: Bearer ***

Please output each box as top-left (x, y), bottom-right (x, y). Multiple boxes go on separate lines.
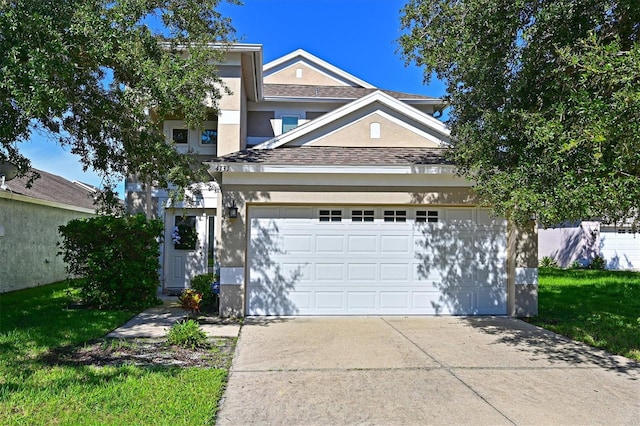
top-left (460, 317), bottom-right (640, 380)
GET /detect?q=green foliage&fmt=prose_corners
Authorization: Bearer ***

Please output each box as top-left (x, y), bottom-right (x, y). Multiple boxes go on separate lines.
top-left (58, 214), bottom-right (164, 309)
top-left (167, 319), bottom-right (209, 349)
top-left (179, 289), bottom-right (203, 316)
top-left (0, 0), bottom-right (239, 211)
top-left (190, 273), bottom-right (219, 312)
top-left (539, 256), bottom-right (559, 269)
top-left (570, 260), bottom-right (584, 270)
top-left (588, 255), bottom-right (607, 271)
top-left (399, 1), bottom-right (640, 226)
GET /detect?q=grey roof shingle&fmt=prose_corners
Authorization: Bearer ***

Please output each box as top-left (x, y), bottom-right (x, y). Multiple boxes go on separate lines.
top-left (212, 147), bottom-right (451, 166)
top-left (264, 84), bottom-right (441, 101)
top-left (5, 169), bottom-right (97, 210)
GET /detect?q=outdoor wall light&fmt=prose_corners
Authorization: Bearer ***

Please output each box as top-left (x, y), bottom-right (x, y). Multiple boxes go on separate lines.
top-left (227, 201), bottom-right (238, 219)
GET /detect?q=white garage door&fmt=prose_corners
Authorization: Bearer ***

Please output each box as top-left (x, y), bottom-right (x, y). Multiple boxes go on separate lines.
top-left (600, 228), bottom-right (640, 270)
top-left (247, 206), bottom-right (507, 316)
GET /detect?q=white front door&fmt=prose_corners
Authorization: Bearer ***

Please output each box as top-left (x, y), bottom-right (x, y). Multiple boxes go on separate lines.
top-left (164, 211), bottom-right (209, 292)
top-left (247, 206), bottom-right (507, 316)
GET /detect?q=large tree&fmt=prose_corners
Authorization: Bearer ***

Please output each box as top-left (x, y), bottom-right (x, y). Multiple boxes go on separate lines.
top-left (0, 0), bottom-right (238, 210)
top-left (399, 0), bottom-right (640, 226)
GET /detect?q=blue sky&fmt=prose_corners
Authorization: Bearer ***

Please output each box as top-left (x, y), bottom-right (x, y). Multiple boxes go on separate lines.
top-left (23, 0), bottom-right (445, 197)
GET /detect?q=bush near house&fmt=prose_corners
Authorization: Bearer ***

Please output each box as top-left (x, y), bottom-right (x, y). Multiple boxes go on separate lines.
top-left (530, 268), bottom-right (640, 361)
top-left (58, 214), bottom-right (164, 310)
top-left (190, 273), bottom-right (220, 314)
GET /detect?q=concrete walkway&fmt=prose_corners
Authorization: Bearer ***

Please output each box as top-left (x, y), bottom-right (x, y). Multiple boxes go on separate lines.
top-left (217, 316), bottom-right (640, 426)
top-left (107, 297), bottom-right (241, 339)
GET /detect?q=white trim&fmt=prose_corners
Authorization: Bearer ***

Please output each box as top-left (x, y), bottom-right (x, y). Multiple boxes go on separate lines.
top-left (254, 91), bottom-right (449, 149)
top-left (0, 189), bottom-right (95, 214)
top-left (515, 267), bottom-right (538, 285)
top-left (209, 163), bottom-right (457, 175)
top-left (263, 49), bottom-right (376, 89)
top-left (220, 267), bottom-right (244, 286)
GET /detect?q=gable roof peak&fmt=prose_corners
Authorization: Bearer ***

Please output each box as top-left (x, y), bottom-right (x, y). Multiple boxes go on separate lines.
top-left (264, 49), bottom-right (376, 89)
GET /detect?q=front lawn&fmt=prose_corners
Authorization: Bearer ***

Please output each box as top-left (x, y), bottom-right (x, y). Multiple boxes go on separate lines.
top-left (0, 282), bottom-right (228, 424)
top-left (529, 268), bottom-right (640, 361)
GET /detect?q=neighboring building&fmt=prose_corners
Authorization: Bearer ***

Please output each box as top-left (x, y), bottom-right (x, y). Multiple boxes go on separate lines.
top-left (0, 169), bottom-right (97, 293)
top-left (539, 222), bottom-right (639, 270)
top-left (126, 46), bottom-right (538, 317)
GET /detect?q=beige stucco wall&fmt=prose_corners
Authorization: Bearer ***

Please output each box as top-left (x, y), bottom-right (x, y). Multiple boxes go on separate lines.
top-left (311, 112), bottom-right (441, 148)
top-left (265, 61), bottom-right (347, 86)
top-left (0, 197), bottom-right (95, 293)
top-left (508, 220), bottom-right (539, 317)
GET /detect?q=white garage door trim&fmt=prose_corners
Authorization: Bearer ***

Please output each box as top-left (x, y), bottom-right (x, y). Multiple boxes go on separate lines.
top-left (247, 206), bottom-right (507, 316)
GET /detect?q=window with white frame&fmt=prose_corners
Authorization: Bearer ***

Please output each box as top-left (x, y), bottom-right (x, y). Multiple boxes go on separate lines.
top-left (416, 210), bottom-right (439, 223)
top-left (172, 128), bottom-right (188, 144)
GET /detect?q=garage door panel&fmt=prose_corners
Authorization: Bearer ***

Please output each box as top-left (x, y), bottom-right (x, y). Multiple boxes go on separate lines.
top-left (316, 235), bottom-right (346, 253)
top-left (347, 292), bottom-right (377, 309)
top-left (380, 292), bottom-right (410, 309)
top-left (381, 263), bottom-right (411, 281)
top-left (315, 292), bottom-right (344, 309)
top-left (347, 235), bottom-right (378, 253)
top-left (282, 235), bottom-right (313, 254)
top-left (247, 206), bottom-right (507, 315)
top-left (315, 263), bottom-right (345, 281)
top-left (380, 235), bottom-right (411, 253)
top-left (347, 263), bottom-right (377, 281)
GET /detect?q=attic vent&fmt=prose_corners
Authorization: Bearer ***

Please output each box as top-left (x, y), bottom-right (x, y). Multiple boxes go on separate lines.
top-left (296, 68), bottom-right (303, 79)
top-left (370, 122), bottom-right (381, 139)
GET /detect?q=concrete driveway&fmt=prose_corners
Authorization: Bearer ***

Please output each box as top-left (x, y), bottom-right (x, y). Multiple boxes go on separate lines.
top-left (216, 317), bottom-right (639, 425)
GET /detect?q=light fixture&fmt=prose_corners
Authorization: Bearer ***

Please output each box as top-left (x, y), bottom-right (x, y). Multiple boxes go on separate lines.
top-left (227, 201), bottom-right (238, 219)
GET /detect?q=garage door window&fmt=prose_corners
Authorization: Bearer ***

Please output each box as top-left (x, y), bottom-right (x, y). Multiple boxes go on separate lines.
top-left (384, 210), bottom-right (407, 222)
top-left (416, 210), bottom-right (439, 223)
top-left (352, 210), bottom-right (374, 222)
top-left (319, 209), bottom-right (342, 222)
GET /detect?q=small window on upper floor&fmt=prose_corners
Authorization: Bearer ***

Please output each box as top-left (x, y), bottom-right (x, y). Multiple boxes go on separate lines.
top-left (282, 116), bottom-right (299, 133)
top-left (172, 129), bottom-right (188, 144)
top-left (370, 122), bottom-right (381, 139)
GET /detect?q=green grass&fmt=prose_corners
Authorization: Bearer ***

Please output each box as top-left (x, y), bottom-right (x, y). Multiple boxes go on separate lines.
top-left (0, 282), bottom-right (228, 424)
top-left (529, 268), bottom-right (640, 361)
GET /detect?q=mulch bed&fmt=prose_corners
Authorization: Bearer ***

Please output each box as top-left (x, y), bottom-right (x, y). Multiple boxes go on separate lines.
top-left (40, 337), bottom-right (236, 369)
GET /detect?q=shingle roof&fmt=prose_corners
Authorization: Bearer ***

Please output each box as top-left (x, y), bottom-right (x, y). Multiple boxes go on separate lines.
top-left (5, 169), bottom-right (97, 210)
top-left (212, 147), bottom-right (451, 166)
top-left (264, 84), bottom-right (441, 102)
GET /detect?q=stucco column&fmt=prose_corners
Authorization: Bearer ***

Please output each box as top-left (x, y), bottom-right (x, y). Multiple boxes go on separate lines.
top-left (217, 191), bottom-right (246, 317)
top-left (507, 219), bottom-right (539, 316)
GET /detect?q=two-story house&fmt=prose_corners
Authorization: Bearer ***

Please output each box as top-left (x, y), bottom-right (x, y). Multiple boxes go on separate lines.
top-left (126, 45), bottom-right (538, 318)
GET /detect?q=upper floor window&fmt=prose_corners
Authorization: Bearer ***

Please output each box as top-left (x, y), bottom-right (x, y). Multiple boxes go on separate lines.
top-left (172, 129), bottom-right (188, 144)
top-left (370, 122), bottom-right (381, 139)
top-left (282, 116), bottom-right (299, 133)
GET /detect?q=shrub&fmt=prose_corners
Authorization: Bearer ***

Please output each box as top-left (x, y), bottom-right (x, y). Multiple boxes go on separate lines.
top-left (167, 319), bottom-right (209, 349)
top-left (539, 256), bottom-right (559, 268)
top-left (589, 255), bottom-right (607, 270)
top-left (179, 289), bottom-right (203, 316)
top-left (570, 260), bottom-right (584, 270)
top-left (58, 214), bottom-right (163, 310)
top-left (190, 273), bottom-right (219, 313)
